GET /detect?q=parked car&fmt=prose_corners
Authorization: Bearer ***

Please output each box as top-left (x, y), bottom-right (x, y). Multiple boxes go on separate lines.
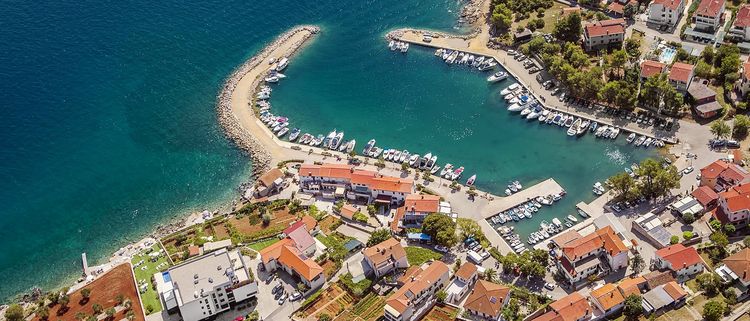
top-left (544, 282), bottom-right (556, 290)
top-left (683, 167), bottom-right (694, 175)
top-left (434, 245), bottom-right (449, 253)
top-left (528, 67), bottom-right (540, 74)
top-left (727, 140), bottom-right (740, 148)
top-left (290, 292), bottom-right (302, 301)
top-left (272, 283), bottom-right (283, 294)
top-left (558, 93), bottom-right (566, 102)
top-left (278, 293), bottom-right (288, 305)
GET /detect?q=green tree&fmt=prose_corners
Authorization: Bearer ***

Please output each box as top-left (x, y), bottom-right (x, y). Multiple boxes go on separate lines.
top-left (623, 295), bottom-right (643, 320)
top-left (637, 158), bottom-right (680, 199)
top-left (733, 115), bottom-right (750, 138)
top-left (484, 268), bottom-right (497, 282)
top-left (683, 212), bottom-right (695, 224)
top-left (436, 290), bottom-right (448, 303)
top-left (37, 306), bottom-right (50, 321)
top-left (697, 273), bottom-right (722, 296)
top-left (75, 312), bottom-right (87, 321)
top-left (60, 295), bottom-right (70, 309)
top-left (491, 4), bottom-right (513, 30)
top-left (92, 304), bottom-right (103, 315)
top-left (457, 218), bottom-right (485, 243)
top-left (106, 308), bottom-right (116, 320)
top-left (367, 229), bottom-right (392, 247)
top-left (125, 310), bottom-right (135, 321)
top-left (609, 50), bottom-right (628, 77)
top-left (744, 236), bottom-right (750, 248)
top-left (81, 288), bottom-right (91, 301)
top-left (670, 235), bottom-right (679, 244)
top-left (724, 223), bottom-right (736, 234)
top-left (5, 304), bottom-right (24, 321)
top-left (624, 38), bottom-right (641, 59)
top-left (623, 3), bottom-right (637, 18)
top-left (695, 60), bottom-right (714, 79)
top-left (553, 12), bottom-right (582, 43)
top-left (702, 299), bottom-right (726, 321)
top-left (454, 258), bottom-right (463, 272)
top-left (86, 316), bottom-right (97, 321)
top-left (261, 213), bottom-right (272, 225)
top-left (683, 231), bottom-right (694, 240)
top-left (710, 120), bottom-right (731, 139)
top-left (609, 172), bottom-right (636, 201)
top-left (422, 213), bottom-right (458, 247)
top-left (630, 253), bottom-right (645, 274)
top-left (711, 231), bottom-right (729, 248)
top-left (318, 313), bottom-right (332, 321)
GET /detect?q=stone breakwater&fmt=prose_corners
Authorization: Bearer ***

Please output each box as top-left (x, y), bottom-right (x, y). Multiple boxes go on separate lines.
top-left (216, 25), bottom-right (320, 179)
top-left (385, 28), bottom-right (480, 42)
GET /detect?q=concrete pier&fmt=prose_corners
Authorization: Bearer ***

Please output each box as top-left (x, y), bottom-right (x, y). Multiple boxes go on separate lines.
top-left (480, 178), bottom-right (565, 219)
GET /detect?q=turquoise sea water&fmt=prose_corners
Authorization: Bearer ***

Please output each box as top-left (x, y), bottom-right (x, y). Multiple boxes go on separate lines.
top-left (0, 0), bottom-right (652, 301)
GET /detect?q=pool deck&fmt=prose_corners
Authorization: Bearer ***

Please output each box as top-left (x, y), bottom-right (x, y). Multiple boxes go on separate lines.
top-left (393, 30), bottom-right (678, 144)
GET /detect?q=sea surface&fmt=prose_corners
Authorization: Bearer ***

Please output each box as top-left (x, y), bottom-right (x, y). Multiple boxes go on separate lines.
top-left (0, 0), bottom-right (651, 301)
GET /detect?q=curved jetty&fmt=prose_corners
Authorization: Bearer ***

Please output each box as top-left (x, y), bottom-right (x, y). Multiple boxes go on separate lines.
top-left (216, 25), bottom-right (320, 177)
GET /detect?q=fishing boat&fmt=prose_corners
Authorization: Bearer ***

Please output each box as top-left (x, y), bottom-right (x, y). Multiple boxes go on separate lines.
top-left (276, 127), bottom-right (289, 137)
top-left (363, 139), bottom-right (376, 155)
top-left (500, 83), bottom-right (520, 95)
top-left (474, 56), bottom-right (485, 67)
top-left (451, 166), bottom-right (465, 180)
top-left (392, 150), bottom-right (402, 162)
top-left (442, 50), bottom-right (451, 60)
top-left (547, 113), bottom-right (558, 124)
top-left (567, 215), bottom-right (578, 223)
top-left (442, 164), bottom-right (455, 179)
top-left (626, 133), bottom-right (636, 144)
top-left (288, 128), bottom-right (300, 141)
top-left (513, 180), bottom-right (522, 191)
top-left (447, 50), bottom-right (459, 63)
top-left (272, 122), bottom-right (287, 132)
top-left (479, 60), bottom-right (497, 71)
top-left (538, 110), bottom-right (550, 122)
top-left (276, 57), bottom-right (289, 71)
top-left (329, 131), bottom-right (344, 150)
top-left (460, 53), bottom-right (469, 64)
top-left (466, 174), bottom-right (476, 186)
top-left (595, 126), bottom-right (607, 137)
top-left (409, 154), bottom-right (420, 166)
top-left (487, 71), bottom-right (509, 83)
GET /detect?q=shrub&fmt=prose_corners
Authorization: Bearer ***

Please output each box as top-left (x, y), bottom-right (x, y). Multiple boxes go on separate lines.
top-left (683, 231), bottom-right (694, 240)
top-left (670, 235), bottom-right (679, 244)
top-left (683, 212), bottom-right (695, 224)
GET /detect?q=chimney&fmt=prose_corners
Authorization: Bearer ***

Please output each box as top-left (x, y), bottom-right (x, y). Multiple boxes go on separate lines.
top-left (744, 270), bottom-right (747, 279)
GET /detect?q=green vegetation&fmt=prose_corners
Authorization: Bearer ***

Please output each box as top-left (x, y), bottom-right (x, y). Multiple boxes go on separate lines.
top-left (422, 213), bottom-right (458, 247)
top-left (490, 0), bottom-right (553, 31)
top-left (340, 273), bottom-right (373, 297)
top-left (352, 210), bottom-right (369, 223)
top-left (608, 158), bottom-right (680, 201)
top-left (670, 235), bottom-right (679, 245)
top-left (248, 238), bottom-right (280, 251)
top-left (457, 218), bottom-right (487, 245)
top-left (711, 120), bottom-right (732, 139)
top-left (404, 246), bottom-right (443, 266)
top-left (623, 295), bottom-right (643, 320)
top-left (316, 232), bottom-right (352, 263)
top-left (300, 288), bottom-right (323, 308)
top-left (552, 12), bottom-right (582, 43)
top-left (367, 229), bottom-right (392, 246)
top-left (703, 299), bottom-right (727, 321)
top-left (131, 244), bottom-right (169, 314)
top-left (4, 304), bottom-right (23, 321)
top-left (696, 273), bottom-right (723, 296)
top-left (683, 231), bottom-right (694, 240)
top-left (630, 253), bottom-right (645, 274)
top-left (639, 74), bottom-right (683, 115)
top-left (497, 249), bottom-right (548, 278)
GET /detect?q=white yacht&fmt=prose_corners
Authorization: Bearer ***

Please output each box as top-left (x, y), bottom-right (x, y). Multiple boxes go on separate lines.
top-left (363, 139), bottom-right (376, 155)
top-left (487, 71), bottom-right (509, 83)
top-left (323, 129), bottom-right (337, 147)
top-left (626, 133), bottom-right (636, 144)
top-left (500, 83), bottom-right (520, 95)
top-left (329, 131), bottom-right (344, 150)
top-left (275, 57), bottom-right (289, 71)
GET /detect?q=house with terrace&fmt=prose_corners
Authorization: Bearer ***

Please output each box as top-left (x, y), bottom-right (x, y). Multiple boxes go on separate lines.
top-left (463, 280), bottom-right (511, 321)
top-left (553, 226), bottom-right (629, 288)
top-left (668, 62), bottom-right (694, 92)
top-left (716, 248), bottom-right (750, 297)
top-left (700, 160), bottom-right (750, 191)
top-left (298, 163), bottom-right (413, 205)
top-left (691, 0), bottom-right (725, 33)
top-left (445, 262), bottom-right (479, 304)
top-left (653, 244), bottom-right (705, 281)
top-left (384, 261), bottom-right (450, 321)
top-left (259, 239), bottom-right (325, 292)
top-left (641, 281), bottom-right (688, 315)
top-left (363, 238), bottom-right (409, 278)
top-left (641, 60), bottom-right (667, 81)
top-left (713, 183), bottom-right (750, 226)
top-left (647, 0), bottom-right (686, 30)
top-left (583, 19), bottom-right (626, 51)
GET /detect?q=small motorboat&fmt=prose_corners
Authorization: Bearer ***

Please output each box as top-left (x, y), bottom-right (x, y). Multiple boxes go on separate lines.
top-left (500, 83), bottom-right (520, 95)
top-left (288, 128), bottom-right (300, 141)
top-left (626, 133), bottom-right (636, 144)
top-left (567, 215), bottom-right (578, 223)
top-left (466, 174), bottom-right (476, 186)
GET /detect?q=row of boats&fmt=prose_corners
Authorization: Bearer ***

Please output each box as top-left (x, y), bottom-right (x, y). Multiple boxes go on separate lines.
top-left (388, 40), bottom-right (409, 53)
top-left (263, 57), bottom-right (288, 83)
top-left (434, 48), bottom-right (497, 71)
top-left (361, 140), bottom-right (476, 183)
top-left (500, 84), bottom-right (666, 147)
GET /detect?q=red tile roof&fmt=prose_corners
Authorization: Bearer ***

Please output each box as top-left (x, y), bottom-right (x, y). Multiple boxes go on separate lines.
top-left (300, 215), bottom-right (318, 232)
top-left (694, 0), bottom-right (725, 17)
top-left (691, 186), bottom-right (719, 206)
top-left (663, 281), bottom-right (688, 301)
top-left (701, 160), bottom-right (730, 179)
top-left (464, 280), bottom-right (511, 319)
top-left (723, 248), bottom-right (750, 282)
top-left (283, 220), bottom-right (306, 235)
top-left (655, 244), bottom-right (703, 270)
top-left (533, 292), bottom-right (591, 321)
top-left (590, 284), bottom-right (625, 311)
top-left (736, 5), bottom-right (750, 27)
top-left (652, 0), bottom-right (684, 11)
top-left (299, 163), bottom-right (353, 179)
top-left (669, 62), bottom-right (694, 83)
top-left (561, 226), bottom-right (628, 261)
top-left (585, 21), bottom-right (625, 38)
top-left (340, 204), bottom-right (359, 220)
top-left (608, 1), bottom-right (625, 14)
top-left (391, 206), bottom-right (405, 233)
top-left (455, 262), bottom-right (478, 281)
top-left (720, 184), bottom-right (750, 212)
top-left (618, 277), bottom-right (646, 297)
top-left (404, 194), bottom-right (440, 213)
top-left (259, 239), bottom-right (323, 281)
top-left (641, 60), bottom-right (666, 78)
top-left (386, 261), bottom-right (449, 314)
top-left (363, 238), bottom-right (407, 266)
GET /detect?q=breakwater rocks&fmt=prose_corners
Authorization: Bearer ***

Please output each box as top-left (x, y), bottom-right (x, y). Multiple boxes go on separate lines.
top-left (459, 0), bottom-right (486, 25)
top-left (385, 28), bottom-right (480, 42)
top-left (216, 25), bottom-right (320, 179)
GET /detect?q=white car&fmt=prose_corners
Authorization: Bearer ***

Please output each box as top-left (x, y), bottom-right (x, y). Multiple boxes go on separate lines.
top-left (544, 282), bottom-right (556, 290)
top-left (434, 245), bottom-right (449, 253)
top-left (290, 292), bottom-right (302, 301)
top-left (558, 93), bottom-right (566, 102)
top-left (683, 167), bottom-right (694, 175)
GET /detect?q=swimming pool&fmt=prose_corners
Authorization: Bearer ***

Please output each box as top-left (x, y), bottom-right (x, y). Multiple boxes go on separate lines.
top-left (659, 47), bottom-right (677, 63)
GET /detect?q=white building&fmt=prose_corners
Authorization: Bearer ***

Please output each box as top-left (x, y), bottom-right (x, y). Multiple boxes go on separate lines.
top-left (653, 244), bottom-right (705, 280)
top-left (693, 0), bottom-right (725, 32)
top-left (553, 226), bottom-right (629, 288)
top-left (730, 5), bottom-right (750, 41)
top-left (363, 238), bottom-right (409, 278)
top-left (384, 261), bottom-right (450, 321)
top-left (298, 163), bottom-right (413, 205)
top-left (583, 19), bottom-right (626, 51)
top-left (157, 249), bottom-right (258, 321)
top-left (445, 263), bottom-right (479, 304)
top-left (647, 0), bottom-right (686, 29)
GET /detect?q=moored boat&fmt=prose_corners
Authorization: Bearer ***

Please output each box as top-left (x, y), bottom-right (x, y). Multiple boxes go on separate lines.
top-left (466, 174), bottom-right (476, 186)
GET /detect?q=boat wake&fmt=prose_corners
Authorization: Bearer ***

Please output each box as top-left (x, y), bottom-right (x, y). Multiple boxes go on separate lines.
top-left (605, 148), bottom-right (627, 166)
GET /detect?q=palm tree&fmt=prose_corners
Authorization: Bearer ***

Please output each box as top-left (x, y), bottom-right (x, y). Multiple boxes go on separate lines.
top-left (105, 308), bottom-right (116, 320)
top-left (484, 268), bottom-right (497, 282)
top-left (123, 299), bottom-right (132, 311)
top-left (37, 306), bottom-right (50, 320)
top-left (74, 312), bottom-right (87, 321)
top-left (92, 303), bottom-right (103, 315)
top-left (115, 294), bottom-right (125, 306)
top-left (710, 120), bottom-right (731, 140)
top-left (59, 295), bottom-right (70, 309)
top-left (126, 310), bottom-right (135, 321)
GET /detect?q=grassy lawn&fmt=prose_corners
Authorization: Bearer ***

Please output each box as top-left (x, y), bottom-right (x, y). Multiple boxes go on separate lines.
top-left (513, 2), bottom-right (567, 34)
top-left (248, 238), bottom-right (280, 251)
top-left (316, 232), bottom-right (352, 249)
top-left (709, 84), bottom-right (729, 111)
top-left (686, 279), bottom-right (699, 292)
top-left (404, 247), bottom-right (443, 266)
top-left (131, 244), bottom-right (170, 314)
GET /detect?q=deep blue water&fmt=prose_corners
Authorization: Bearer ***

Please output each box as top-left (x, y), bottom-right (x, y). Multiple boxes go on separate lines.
top-left (0, 0), bottom-right (464, 301)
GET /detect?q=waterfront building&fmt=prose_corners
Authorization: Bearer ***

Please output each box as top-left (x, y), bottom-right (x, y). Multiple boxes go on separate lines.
top-left (445, 262), bottom-right (479, 304)
top-left (259, 238), bottom-right (325, 291)
top-left (463, 280), bottom-right (511, 321)
top-left (583, 19), bottom-right (625, 51)
top-left (668, 62), bottom-right (694, 92)
top-left (692, 0), bottom-right (725, 32)
top-left (252, 168), bottom-right (285, 198)
top-left (640, 60), bottom-right (667, 80)
top-left (589, 283), bottom-right (625, 317)
top-left (688, 79), bottom-right (722, 118)
top-left (730, 5), bottom-right (750, 42)
top-left (641, 281), bottom-right (687, 315)
top-left (530, 292), bottom-right (593, 321)
top-left (653, 244), bottom-right (705, 281)
top-left (298, 163), bottom-right (413, 205)
top-left (647, 0), bottom-right (686, 29)
top-left (157, 249), bottom-right (258, 321)
top-left (736, 58), bottom-right (750, 96)
top-left (402, 194), bottom-right (441, 225)
top-left (700, 160), bottom-right (750, 190)
top-left (553, 226), bottom-right (629, 288)
top-left (384, 261), bottom-right (450, 321)
top-left (363, 238), bottom-right (409, 278)
top-left (715, 248), bottom-right (750, 296)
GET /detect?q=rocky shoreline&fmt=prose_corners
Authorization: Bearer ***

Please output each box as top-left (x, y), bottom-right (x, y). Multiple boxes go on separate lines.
top-left (385, 28), bottom-right (480, 42)
top-left (458, 0), bottom-right (487, 26)
top-left (216, 25), bottom-right (320, 180)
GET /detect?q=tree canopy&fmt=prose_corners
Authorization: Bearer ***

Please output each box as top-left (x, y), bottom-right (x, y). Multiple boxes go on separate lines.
top-left (367, 229), bottom-right (392, 247)
top-left (702, 299), bottom-right (727, 321)
top-left (553, 12), bottom-right (582, 43)
top-left (422, 213), bottom-right (458, 247)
